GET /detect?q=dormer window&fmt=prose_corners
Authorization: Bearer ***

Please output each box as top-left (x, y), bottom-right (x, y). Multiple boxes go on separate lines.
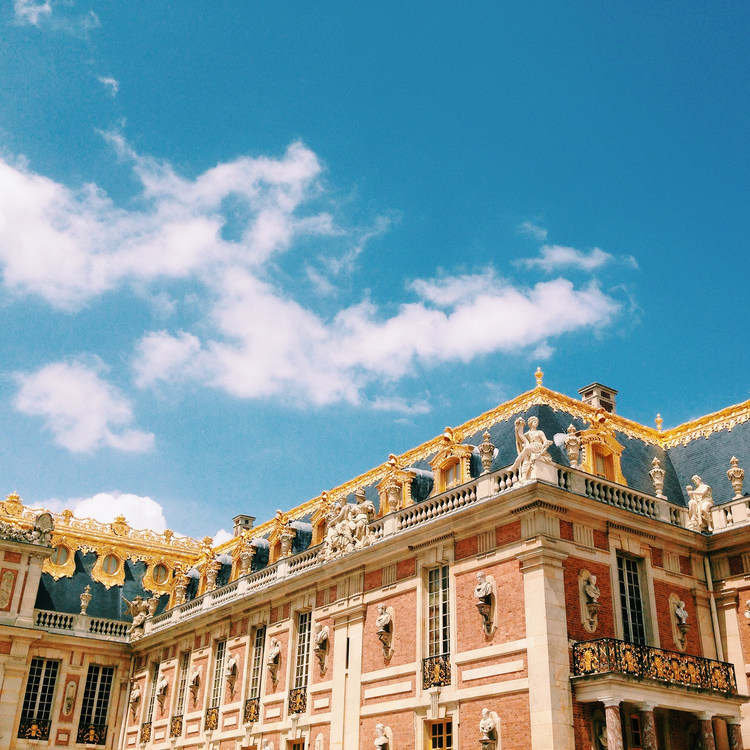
top-left (443, 461), bottom-right (461, 491)
top-left (593, 447), bottom-right (614, 481)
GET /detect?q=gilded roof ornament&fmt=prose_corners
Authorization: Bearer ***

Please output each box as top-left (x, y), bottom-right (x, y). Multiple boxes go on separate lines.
top-left (3, 492), bottom-right (23, 516)
top-left (535, 367), bottom-right (543, 387)
top-left (655, 413), bottom-right (663, 432)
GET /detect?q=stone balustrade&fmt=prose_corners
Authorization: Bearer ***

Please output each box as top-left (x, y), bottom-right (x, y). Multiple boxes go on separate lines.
top-left (34, 609), bottom-right (129, 642)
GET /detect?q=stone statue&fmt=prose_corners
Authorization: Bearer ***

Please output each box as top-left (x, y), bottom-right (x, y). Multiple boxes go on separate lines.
top-left (352, 490), bottom-right (376, 546)
top-left (478, 431), bottom-right (496, 473)
top-left (375, 604), bottom-right (393, 657)
top-left (79, 584), bottom-right (92, 615)
top-left (686, 475), bottom-right (714, 532)
top-left (728, 456), bottom-right (745, 499)
top-left (147, 595), bottom-right (160, 617)
top-left (674, 599), bottom-right (689, 626)
top-left (582, 573), bottom-right (601, 633)
top-left (320, 490), bottom-right (375, 561)
top-left (474, 572), bottom-right (494, 634)
top-left (267, 637), bottom-right (281, 683)
top-left (189, 669), bottom-right (200, 705)
top-left (649, 456), bottom-right (666, 498)
top-left (313, 623), bottom-right (329, 673)
top-left (479, 708), bottom-right (497, 749)
top-left (129, 680), bottom-right (141, 719)
top-left (156, 674), bottom-right (168, 711)
top-left (745, 600), bottom-right (750, 620)
top-left (122, 595), bottom-right (149, 640)
top-left (564, 424), bottom-right (581, 468)
top-left (225, 654), bottom-right (238, 694)
top-left (374, 723), bottom-right (389, 749)
top-left (511, 416), bottom-right (553, 482)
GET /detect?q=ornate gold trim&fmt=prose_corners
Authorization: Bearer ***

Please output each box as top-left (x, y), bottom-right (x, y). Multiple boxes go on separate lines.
top-left (661, 398), bottom-right (750, 447)
top-left (42, 538), bottom-right (76, 580)
top-left (91, 548), bottom-right (126, 589)
top-left (141, 561), bottom-right (173, 596)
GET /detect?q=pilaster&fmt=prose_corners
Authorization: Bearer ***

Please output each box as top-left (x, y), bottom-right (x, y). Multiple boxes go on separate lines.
top-left (516, 541), bottom-right (574, 750)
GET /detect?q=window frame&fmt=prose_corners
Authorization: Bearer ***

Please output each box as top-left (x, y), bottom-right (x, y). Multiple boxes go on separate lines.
top-left (18, 658), bottom-right (59, 740)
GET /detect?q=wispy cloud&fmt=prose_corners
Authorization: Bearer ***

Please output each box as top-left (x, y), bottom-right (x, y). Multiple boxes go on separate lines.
top-left (14, 360), bottom-right (154, 453)
top-left (517, 244), bottom-right (614, 272)
top-left (518, 221), bottom-right (548, 242)
top-left (14, 0), bottom-right (99, 36)
top-left (1, 140), bottom-right (625, 414)
top-left (97, 76), bottom-right (119, 97)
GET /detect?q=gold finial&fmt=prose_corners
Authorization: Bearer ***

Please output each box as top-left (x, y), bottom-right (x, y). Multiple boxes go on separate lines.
top-left (655, 413), bottom-right (663, 432)
top-left (534, 367), bottom-right (543, 387)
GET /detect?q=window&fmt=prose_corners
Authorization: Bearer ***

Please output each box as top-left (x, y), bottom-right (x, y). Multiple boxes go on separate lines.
top-left (101, 555), bottom-right (120, 575)
top-left (593, 448), bottom-right (614, 480)
top-left (443, 462), bottom-right (461, 491)
top-left (18, 658), bottom-right (58, 740)
top-left (617, 555), bottom-right (646, 645)
top-left (294, 613), bottom-right (312, 690)
top-left (210, 640), bottom-right (227, 709)
top-left (429, 720), bottom-right (453, 749)
top-left (249, 626), bottom-right (266, 699)
top-left (77, 664), bottom-right (114, 745)
top-left (50, 546), bottom-right (69, 565)
top-left (288, 741), bottom-right (305, 750)
top-left (629, 714), bottom-right (643, 749)
top-left (152, 564), bottom-right (169, 585)
top-left (428, 566), bottom-right (450, 657)
top-left (174, 652), bottom-right (191, 716)
top-left (145, 662), bottom-right (160, 723)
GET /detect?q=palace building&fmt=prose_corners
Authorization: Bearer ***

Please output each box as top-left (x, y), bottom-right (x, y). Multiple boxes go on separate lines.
top-left (2, 371), bottom-right (750, 750)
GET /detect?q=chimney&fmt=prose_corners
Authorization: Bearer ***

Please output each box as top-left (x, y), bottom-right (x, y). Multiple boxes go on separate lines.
top-left (578, 383), bottom-right (618, 414)
top-left (233, 514), bottom-right (255, 537)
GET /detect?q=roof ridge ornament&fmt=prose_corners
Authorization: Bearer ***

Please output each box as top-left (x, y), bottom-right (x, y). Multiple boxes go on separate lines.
top-left (535, 366), bottom-right (543, 388)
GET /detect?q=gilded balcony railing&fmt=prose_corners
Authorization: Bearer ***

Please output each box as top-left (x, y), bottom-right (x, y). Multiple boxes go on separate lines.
top-left (204, 706), bottom-right (219, 731)
top-left (289, 687), bottom-right (307, 714)
top-left (244, 697), bottom-right (260, 723)
top-left (169, 715), bottom-right (183, 738)
top-left (423, 654), bottom-right (451, 689)
top-left (76, 722), bottom-right (108, 745)
top-left (18, 717), bottom-right (51, 741)
top-left (139, 722), bottom-right (152, 744)
top-left (572, 638), bottom-right (737, 694)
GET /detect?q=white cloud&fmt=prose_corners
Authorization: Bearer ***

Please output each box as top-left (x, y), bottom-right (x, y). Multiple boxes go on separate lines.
top-left (97, 76), bottom-right (119, 97)
top-left (518, 221), bottom-right (548, 242)
top-left (518, 244), bottom-right (614, 272)
top-left (14, 360), bottom-right (154, 453)
top-left (14, 0), bottom-right (99, 34)
top-left (0, 138), bottom-right (328, 309)
top-left (68, 492), bottom-right (168, 531)
top-left (212, 528), bottom-right (233, 547)
top-left (1, 139), bottom-right (626, 413)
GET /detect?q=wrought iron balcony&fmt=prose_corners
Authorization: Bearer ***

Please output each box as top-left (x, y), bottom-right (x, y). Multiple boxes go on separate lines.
top-left (18, 717), bottom-right (51, 741)
top-left (572, 638), bottom-right (737, 694)
top-left (169, 715), bottom-right (183, 738)
top-left (204, 706), bottom-right (219, 731)
top-left (139, 722), bottom-right (152, 744)
top-left (76, 722), bottom-right (108, 745)
top-left (423, 654), bottom-right (451, 689)
top-left (244, 697), bottom-right (260, 723)
top-left (289, 686), bottom-right (307, 714)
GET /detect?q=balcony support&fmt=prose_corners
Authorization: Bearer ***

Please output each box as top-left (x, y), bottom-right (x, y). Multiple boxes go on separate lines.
top-left (602, 698), bottom-right (624, 750)
top-left (636, 703), bottom-right (658, 750)
top-left (698, 713), bottom-right (716, 750)
top-left (727, 720), bottom-right (744, 750)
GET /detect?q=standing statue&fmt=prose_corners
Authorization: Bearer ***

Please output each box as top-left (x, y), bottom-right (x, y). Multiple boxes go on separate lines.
top-left (511, 416), bottom-right (553, 482)
top-left (122, 595), bottom-right (150, 640)
top-left (686, 475), bottom-right (714, 532)
top-left (564, 424), bottom-right (581, 468)
top-left (267, 638), bottom-right (281, 683)
top-left (474, 572), bottom-right (495, 634)
top-left (375, 604), bottom-right (393, 657)
top-left (129, 680), bottom-right (141, 719)
top-left (156, 674), bottom-right (168, 712)
top-left (351, 490), bottom-right (376, 547)
top-left (313, 623), bottom-right (329, 673)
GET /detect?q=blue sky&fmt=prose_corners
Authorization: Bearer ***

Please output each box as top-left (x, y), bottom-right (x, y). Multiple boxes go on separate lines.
top-left (1, 2), bottom-right (748, 541)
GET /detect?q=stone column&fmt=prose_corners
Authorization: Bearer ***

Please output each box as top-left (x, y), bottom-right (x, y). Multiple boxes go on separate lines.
top-left (636, 703), bottom-right (658, 750)
top-left (727, 720), bottom-right (744, 750)
top-left (698, 713), bottom-right (716, 750)
top-left (602, 699), bottom-right (624, 750)
top-left (516, 542), bottom-right (574, 750)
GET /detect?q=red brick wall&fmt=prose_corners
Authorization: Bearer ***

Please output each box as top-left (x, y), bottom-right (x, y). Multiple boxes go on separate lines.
top-left (679, 555), bottom-right (692, 576)
top-left (560, 519), bottom-right (574, 541)
top-left (572, 698), bottom-right (595, 750)
top-left (496, 520), bottom-right (521, 547)
top-left (563, 557), bottom-right (615, 641)
top-left (455, 535), bottom-right (478, 560)
top-left (651, 547), bottom-right (663, 568)
top-left (652, 580), bottom-right (702, 655)
top-left (455, 559), bottom-right (525, 652)
top-left (360, 711), bottom-right (413, 750)
top-left (397, 557), bottom-right (415, 579)
top-left (729, 555), bottom-right (744, 577)
top-left (361, 589), bottom-right (417, 673)
top-left (593, 529), bottom-right (608, 550)
top-left (364, 569), bottom-right (381, 592)
top-left (460, 694), bottom-right (531, 750)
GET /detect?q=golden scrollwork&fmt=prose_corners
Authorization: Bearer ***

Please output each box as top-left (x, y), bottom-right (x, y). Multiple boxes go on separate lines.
top-left (42, 538), bottom-right (77, 580)
top-left (140, 560), bottom-right (173, 596)
top-left (91, 547), bottom-right (126, 589)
